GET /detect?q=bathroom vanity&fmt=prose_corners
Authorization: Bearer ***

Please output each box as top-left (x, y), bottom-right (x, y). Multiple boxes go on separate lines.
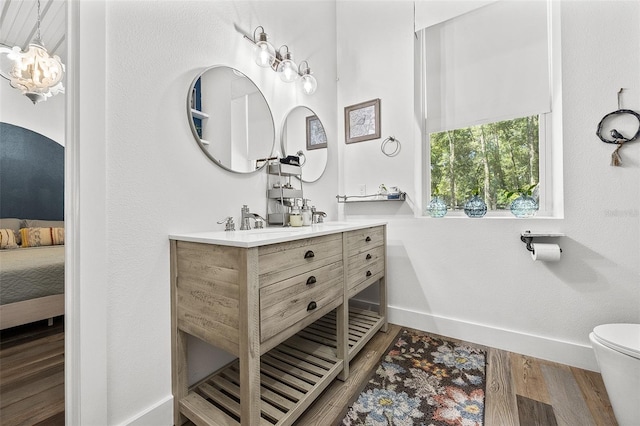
top-left (169, 221), bottom-right (387, 426)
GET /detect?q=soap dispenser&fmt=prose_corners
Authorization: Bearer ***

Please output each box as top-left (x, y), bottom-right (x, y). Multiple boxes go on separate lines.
top-left (301, 199), bottom-right (312, 226)
top-left (289, 200), bottom-right (303, 227)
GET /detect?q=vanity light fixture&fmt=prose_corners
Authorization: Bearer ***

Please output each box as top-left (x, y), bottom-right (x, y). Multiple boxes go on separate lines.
top-left (298, 61), bottom-right (317, 95)
top-left (0, 0), bottom-right (65, 104)
top-left (244, 26), bottom-right (317, 94)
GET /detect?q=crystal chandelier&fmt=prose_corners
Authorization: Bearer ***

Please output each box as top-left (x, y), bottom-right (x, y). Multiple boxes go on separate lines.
top-left (0, 0), bottom-right (65, 104)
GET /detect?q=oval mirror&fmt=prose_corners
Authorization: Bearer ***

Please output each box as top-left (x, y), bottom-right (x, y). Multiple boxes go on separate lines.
top-left (281, 106), bottom-right (328, 183)
top-left (187, 66), bottom-right (275, 173)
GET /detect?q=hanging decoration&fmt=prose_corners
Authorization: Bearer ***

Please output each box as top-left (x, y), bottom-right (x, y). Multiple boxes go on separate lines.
top-left (0, 0), bottom-right (65, 104)
top-left (595, 89), bottom-right (640, 166)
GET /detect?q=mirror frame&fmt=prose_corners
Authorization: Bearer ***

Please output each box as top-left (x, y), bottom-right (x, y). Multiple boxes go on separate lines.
top-left (280, 105), bottom-right (328, 183)
top-left (187, 65), bottom-right (276, 174)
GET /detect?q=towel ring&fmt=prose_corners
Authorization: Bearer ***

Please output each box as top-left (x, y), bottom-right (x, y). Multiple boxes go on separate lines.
top-left (381, 136), bottom-right (401, 157)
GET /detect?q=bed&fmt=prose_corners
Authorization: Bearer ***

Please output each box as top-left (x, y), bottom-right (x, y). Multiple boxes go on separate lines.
top-left (0, 245), bottom-right (65, 330)
top-left (0, 123), bottom-right (65, 330)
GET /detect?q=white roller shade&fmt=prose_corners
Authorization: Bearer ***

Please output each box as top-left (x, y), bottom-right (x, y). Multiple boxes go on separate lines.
top-left (414, 0), bottom-right (497, 32)
top-left (422, 0), bottom-right (551, 133)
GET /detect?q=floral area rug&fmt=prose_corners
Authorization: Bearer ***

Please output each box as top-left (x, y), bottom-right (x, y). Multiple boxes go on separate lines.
top-left (341, 329), bottom-right (486, 426)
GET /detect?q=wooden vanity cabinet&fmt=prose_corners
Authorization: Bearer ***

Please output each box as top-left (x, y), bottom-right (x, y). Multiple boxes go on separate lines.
top-left (343, 226), bottom-right (388, 357)
top-left (170, 224), bottom-right (387, 426)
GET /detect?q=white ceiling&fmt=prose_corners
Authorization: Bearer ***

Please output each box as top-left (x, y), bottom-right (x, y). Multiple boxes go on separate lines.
top-left (0, 0), bottom-right (66, 62)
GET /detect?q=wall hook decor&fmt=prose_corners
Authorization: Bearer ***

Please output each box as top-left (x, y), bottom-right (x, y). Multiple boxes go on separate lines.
top-left (595, 88), bottom-right (640, 166)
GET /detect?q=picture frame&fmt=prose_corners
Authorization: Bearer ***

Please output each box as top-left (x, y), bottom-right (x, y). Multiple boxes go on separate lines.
top-left (344, 98), bottom-right (381, 144)
top-left (306, 115), bottom-right (327, 150)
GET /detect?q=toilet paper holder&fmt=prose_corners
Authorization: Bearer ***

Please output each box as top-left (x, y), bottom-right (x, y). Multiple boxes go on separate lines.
top-left (520, 230), bottom-right (564, 253)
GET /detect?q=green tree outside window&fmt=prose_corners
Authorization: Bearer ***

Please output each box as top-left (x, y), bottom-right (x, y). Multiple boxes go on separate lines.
top-left (430, 115), bottom-right (539, 210)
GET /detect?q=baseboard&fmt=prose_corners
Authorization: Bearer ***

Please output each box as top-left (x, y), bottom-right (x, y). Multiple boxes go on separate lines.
top-left (117, 394), bottom-right (173, 426)
top-left (351, 298), bottom-right (599, 372)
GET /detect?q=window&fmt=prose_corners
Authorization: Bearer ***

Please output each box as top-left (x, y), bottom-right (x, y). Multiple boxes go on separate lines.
top-left (417, 0), bottom-right (562, 216)
top-left (430, 115), bottom-right (540, 210)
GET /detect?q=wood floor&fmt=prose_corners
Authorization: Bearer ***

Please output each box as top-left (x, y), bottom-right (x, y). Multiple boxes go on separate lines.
top-left (0, 317), bottom-right (65, 426)
top-left (0, 320), bottom-right (616, 426)
top-left (296, 324), bottom-right (617, 426)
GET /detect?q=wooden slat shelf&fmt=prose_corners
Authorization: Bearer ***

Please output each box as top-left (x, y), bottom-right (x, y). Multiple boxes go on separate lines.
top-left (180, 308), bottom-right (384, 426)
top-left (294, 307), bottom-right (385, 362)
top-left (182, 326), bottom-right (343, 426)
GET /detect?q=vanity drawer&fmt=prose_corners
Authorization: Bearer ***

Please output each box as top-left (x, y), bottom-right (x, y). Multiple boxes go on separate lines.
top-left (347, 247), bottom-right (385, 295)
top-left (346, 245), bottom-right (385, 274)
top-left (259, 233), bottom-right (343, 287)
top-left (345, 226), bottom-right (384, 257)
top-left (260, 261), bottom-right (343, 342)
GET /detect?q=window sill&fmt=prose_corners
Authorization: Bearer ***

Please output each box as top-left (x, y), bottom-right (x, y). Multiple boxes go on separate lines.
top-left (420, 211), bottom-right (562, 219)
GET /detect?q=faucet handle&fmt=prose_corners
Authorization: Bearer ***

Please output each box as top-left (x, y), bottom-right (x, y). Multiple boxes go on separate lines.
top-left (254, 217), bottom-right (265, 229)
top-left (217, 217), bottom-right (235, 231)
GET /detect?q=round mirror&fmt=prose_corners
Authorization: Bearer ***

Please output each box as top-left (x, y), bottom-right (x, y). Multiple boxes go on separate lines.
top-left (187, 66), bottom-right (275, 173)
top-left (281, 106), bottom-right (328, 182)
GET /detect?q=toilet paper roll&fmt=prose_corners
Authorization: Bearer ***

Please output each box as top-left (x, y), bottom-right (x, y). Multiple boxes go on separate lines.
top-left (531, 243), bottom-right (562, 262)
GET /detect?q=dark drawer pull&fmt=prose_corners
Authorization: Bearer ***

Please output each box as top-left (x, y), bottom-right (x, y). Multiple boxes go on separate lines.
top-left (366, 270), bottom-right (372, 277)
top-left (365, 236), bottom-right (371, 242)
top-left (366, 253), bottom-right (372, 260)
top-left (307, 301), bottom-right (317, 311)
top-left (306, 276), bottom-right (317, 285)
top-left (304, 250), bottom-right (315, 259)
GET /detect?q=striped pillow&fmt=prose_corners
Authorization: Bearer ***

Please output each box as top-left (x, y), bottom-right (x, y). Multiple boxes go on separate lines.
top-left (20, 227), bottom-right (65, 247)
top-left (0, 228), bottom-right (18, 249)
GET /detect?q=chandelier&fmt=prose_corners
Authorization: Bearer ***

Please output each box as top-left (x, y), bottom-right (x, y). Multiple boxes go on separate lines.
top-left (0, 0), bottom-right (65, 104)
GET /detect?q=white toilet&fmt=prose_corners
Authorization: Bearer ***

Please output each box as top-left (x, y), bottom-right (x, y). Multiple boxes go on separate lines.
top-left (589, 323), bottom-right (640, 426)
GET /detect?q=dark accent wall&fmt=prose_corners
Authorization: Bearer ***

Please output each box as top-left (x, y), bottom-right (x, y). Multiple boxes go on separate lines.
top-left (0, 123), bottom-right (64, 221)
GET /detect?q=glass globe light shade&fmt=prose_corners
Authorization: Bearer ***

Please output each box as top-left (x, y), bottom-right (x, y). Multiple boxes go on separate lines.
top-left (277, 52), bottom-right (298, 83)
top-left (301, 73), bottom-right (317, 95)
top-left (254, 40), bottom-right (275, 68)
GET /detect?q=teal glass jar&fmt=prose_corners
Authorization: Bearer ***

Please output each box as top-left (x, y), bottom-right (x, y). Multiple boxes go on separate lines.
top-left (426, 196), bottom-right (447, 218)
top-left (510, 194), bottom-right (538, 218)
top-left (464, 195), bottom-right (487, 218)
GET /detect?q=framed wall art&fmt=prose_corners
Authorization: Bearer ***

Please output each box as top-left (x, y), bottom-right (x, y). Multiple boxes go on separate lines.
top-left (344, 98), bottom-right (381, 144)
top-left (306, 115), bottom-right (327, 150)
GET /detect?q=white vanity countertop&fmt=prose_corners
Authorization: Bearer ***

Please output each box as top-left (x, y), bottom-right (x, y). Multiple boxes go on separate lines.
top-left (169, 220), bottom-right (387, 248)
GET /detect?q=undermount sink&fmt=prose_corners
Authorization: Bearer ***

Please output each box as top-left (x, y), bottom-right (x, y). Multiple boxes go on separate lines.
top-left (247, 227), bottom-right (302, 233)
top-left (244, 227), bottom-right (305, 238)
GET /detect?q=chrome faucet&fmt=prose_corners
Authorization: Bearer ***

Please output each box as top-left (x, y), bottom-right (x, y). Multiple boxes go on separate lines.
top-left (217, 216), bottom-right (235, 231)
top-left (240, 205), bottom-right (265, 230)
top-left (311, 206), bottom-right (327, 224)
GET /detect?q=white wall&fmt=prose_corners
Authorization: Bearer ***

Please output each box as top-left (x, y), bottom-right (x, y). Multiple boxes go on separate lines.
top-left (338, 0), bottom-right (640, 371)
top-left (337, 1), bottom-right (417, 203)
top-left (74, 1), bottom-right (337, 424)
top-left (0, 81), bottom-right (65, 145)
